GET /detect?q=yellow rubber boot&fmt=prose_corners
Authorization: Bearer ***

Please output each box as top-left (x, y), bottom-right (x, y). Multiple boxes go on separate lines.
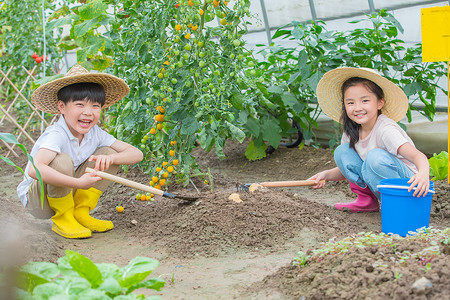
top-left (73, 187), bottom-right (113, 232)
top-left (47, 193), bottom-right (92, 239)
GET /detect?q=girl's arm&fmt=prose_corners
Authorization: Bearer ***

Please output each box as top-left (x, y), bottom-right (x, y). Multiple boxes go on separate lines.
top-left (308, 167), bottom-right (346, 188)
top-left (28, 148), bottom-right (102, 190)
top-left (88, 140), bottom-right (143, 171)
top-left (397, 142), bottom-right (430, 197)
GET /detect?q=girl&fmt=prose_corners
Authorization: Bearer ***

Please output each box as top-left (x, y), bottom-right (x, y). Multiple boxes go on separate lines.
top-left (309, 67), bottom-right (430, 213)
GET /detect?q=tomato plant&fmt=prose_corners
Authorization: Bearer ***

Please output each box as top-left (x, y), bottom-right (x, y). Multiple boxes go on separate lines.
top-left (107, 0), bottom-right (254, 186)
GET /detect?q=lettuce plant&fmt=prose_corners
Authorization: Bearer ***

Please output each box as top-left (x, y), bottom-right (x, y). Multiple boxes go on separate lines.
top-left (16, 250), bottom-right (165, 299)
top-left (429, 151), bottom-right (448, 181)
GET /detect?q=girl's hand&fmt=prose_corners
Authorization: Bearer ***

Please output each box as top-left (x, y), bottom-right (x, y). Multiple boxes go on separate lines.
top-left (308, 171), bottom-right (328, 189)
top-left (77, 172), bottom-right (102, 189)
top-left (407, 172), bottom-right (430, 197)
top-left (89, 154), bottom-right (114, 171)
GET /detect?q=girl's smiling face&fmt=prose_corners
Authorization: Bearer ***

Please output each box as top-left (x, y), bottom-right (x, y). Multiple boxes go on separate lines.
top-left (343, 83), bottom-right (385, 130)
top-left (57, 98), bottom-right (102, 142)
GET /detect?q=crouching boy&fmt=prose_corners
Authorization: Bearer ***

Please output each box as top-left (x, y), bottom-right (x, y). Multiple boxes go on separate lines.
top-left (17, 64), bottom-right (143, 239)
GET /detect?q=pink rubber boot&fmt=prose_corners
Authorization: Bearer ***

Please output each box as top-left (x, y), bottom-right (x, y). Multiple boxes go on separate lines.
top-left (335, 182), bottom-right (379, 213)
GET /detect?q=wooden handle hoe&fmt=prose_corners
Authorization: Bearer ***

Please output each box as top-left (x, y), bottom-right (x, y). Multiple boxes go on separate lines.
top-left (241, 179), bottom-right (325, 192)
top-left (85, 167), bottom-right (198, 202)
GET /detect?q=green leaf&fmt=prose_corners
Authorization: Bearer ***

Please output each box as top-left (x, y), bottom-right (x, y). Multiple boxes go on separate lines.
top-left (306, 72), bottom-right (322, 91)
top-left (65, 250), bottom-right (103, 288)
top-left (97, 263), bottom-right (121, 279)
top-left (292, 26), bottom-right (304, 40)
top-left (32, 283), bottom-right (65, 298)
top-left (262, 118), bottom-right (282, 147)
top-left (267, 85), bottom-right (284, 95)
top-left (229, 93), bottom-right (246, 110)
top-left (74, 18), bottom-right (99, 38)
top-left (60, 276), bottom-right (92, 297)
top-left (78, 0), bottom-right (108, 20)
top-left (225, 121), bottom-right (245, 143)
top-left (258, 96), bottom-right (274, 108)
top-left (244, 117), bottom-right (260, 137)
top-left (76, 288), bottom-right (111, 299)
top-left (245, 140), bottom-right (267, 161)
top-left (127, 278), bottom-right (165, 293)
top-left (99, 277), bottom-right (123, 295)
top-left (281, 92), bottom-right (298, 108)
top-left (180, 117), bottom-right (201, 135)
top-left (18, 262), bottom-right (59, 292)
top-left (119, 257), bottom-right (159, 289)
top-left (214, 137), bottom-right (227, 160)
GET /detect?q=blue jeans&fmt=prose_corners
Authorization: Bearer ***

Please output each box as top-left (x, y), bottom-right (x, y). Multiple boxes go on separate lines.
top-left (334, 143), bottom-right (414, 198)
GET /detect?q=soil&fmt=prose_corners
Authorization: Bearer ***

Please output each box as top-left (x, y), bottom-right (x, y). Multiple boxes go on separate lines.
top-left (1, 122), bottom-right (449, 300)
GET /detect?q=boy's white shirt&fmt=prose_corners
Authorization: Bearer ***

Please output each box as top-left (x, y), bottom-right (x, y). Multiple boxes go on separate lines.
top-left (17, 115), bottom-right (116, 207)
top-left (341, 114), bottom-right (418, 174)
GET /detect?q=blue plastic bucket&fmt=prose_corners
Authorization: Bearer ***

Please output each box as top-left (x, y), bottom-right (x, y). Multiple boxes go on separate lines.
top-left (377, 178), bottom-right (434, 237)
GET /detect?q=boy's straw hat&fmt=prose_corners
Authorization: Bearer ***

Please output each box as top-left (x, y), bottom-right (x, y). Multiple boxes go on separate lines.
top-left (316, 67), bottom-right (409, 123)
top-left (31, 64), bottom-right (129, 114)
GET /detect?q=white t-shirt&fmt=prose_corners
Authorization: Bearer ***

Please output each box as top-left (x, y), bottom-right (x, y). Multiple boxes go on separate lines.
top-left (341, 114), bottom-right (418, 174)
top-left (17, 116), bottom-right (116, 207)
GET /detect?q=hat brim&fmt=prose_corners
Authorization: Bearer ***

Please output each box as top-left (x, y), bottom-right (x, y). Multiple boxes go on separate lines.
top-left (31, 73), bottom-right (129, 114)
top-left (316, 67), bottom-right (409, 123)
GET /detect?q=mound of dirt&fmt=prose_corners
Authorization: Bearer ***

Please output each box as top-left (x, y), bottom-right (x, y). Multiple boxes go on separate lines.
top-left (100, 171), bottom-right (366, 258)
top-left (247, 231), bottom-right (450, 299)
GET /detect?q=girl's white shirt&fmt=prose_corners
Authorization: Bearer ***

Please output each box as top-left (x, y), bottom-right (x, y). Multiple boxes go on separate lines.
top-left (341, 114), bottom-right (418, 174)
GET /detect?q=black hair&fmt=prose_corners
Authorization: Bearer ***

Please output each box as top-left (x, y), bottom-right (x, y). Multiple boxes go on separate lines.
top-left (57, 82), bottom-right (105, 107)
top-left (339, 77), bottom-right (384, 149)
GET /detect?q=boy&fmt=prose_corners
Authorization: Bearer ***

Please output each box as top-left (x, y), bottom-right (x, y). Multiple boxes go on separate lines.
top-left (17, 64), bottom-right (143, 239)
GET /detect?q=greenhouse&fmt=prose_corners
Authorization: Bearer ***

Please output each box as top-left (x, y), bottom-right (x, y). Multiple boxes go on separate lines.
top-left (0, 0), bottom-right (449, 299)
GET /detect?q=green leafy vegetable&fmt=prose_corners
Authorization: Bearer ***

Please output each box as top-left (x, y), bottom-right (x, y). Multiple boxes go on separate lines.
top-left (16, 250), bottom-right (164, 299)
top-left (429, 151), bottom-right (448, 181)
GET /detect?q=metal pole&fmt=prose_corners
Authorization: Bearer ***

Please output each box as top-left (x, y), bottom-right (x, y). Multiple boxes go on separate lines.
top-left (368, 0), bottom-right (376, 13)
top-left (308, 0), bottom-right (317, 20)
top-left (259, 0), bottom-right (271, 45)
top-left (41, 0), bottom-right (47, 133)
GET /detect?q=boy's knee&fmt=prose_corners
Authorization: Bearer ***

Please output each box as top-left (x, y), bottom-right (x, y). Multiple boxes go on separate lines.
top-left (48, 152), bottom-right (74, 176)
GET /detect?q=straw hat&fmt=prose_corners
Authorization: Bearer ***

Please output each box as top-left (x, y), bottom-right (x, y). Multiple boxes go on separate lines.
top-left (316, 67), bottom-right (409, 123)
top-left (31, 64), bottom-right (129, 114)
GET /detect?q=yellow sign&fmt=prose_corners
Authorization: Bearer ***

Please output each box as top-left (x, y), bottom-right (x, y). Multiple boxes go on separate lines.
top-left (421, 5), bottom-right (450, 183)
top-left (421, 6), bottom-right (450, 62)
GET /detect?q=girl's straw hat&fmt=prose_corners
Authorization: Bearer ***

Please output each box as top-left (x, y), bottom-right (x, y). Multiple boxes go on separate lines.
top-left (316, 67), bottom-right (409, 123)
top-left (31, 64), bottom-right (129, 114)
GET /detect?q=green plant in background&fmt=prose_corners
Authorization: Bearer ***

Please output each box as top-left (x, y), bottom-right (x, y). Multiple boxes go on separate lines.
top-left (256, 9), bottom-right (447, 149)
top-left (429, 151), bottom-right (448, 181)
top-left (344, 10), bottom-right (447, 123)
top-left (292, 250), bottom-right (311, 272)
top-left (0, 0), bottom-right (65, 129)
top-left (0, 133), bottom-right (44, 205)
top-left (16, 250), bottom-right (165, 299)
top-left (108, 0), bottom-right (256, 185)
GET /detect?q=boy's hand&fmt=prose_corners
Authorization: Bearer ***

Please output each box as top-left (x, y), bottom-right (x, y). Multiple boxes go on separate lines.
top-left (77, 172), bottom-right (103, 189)
top-left (407, 172), bottom-right (430, 197)
top-left (89, 154), bottom-right (114, 171)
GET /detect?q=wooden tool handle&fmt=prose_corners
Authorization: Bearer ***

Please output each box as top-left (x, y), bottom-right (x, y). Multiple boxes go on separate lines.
top-left (85, 167), bottom-right (164, 196)
top-left (259, 180), bottom-right (325, 188)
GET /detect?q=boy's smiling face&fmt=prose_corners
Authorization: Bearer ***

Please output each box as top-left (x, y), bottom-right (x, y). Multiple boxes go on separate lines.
top-left (57, 98), bottom-right (102, 141)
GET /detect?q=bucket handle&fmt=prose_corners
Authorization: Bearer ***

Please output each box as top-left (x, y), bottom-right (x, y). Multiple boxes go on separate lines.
top-left (377, 184), bottom-right (435, 194)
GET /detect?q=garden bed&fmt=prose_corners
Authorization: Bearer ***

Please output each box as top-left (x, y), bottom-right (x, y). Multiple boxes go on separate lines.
top-left (1, 135), bottom-right (449, 299)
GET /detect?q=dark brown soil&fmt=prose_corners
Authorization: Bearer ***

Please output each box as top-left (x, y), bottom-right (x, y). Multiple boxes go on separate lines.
top-left (1, 121), bottom-right (449, 299)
